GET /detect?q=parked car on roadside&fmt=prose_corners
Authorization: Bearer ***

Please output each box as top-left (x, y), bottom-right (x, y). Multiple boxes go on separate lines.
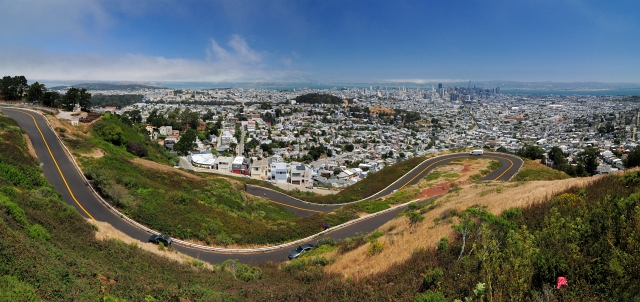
top-left (288, 243), bottom-right (314, 260)
top-left (148, 234), bottom-right (173, 246)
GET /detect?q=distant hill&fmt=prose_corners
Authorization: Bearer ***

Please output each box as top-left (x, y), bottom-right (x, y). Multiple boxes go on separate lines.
top-left (294, 93), bottom-right (344, 104)
top-left (50, 83), bottom-right (164, 90)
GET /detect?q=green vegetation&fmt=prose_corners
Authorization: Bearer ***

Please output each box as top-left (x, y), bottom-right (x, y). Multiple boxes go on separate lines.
top-left (294, 93), bottom-right (344, 105)
top-left (4, 111), bottom-right (640, 301)
top-left (90, 94), bottom-right (143, 108)
top-left (512, 159), bottom-right (571, 181)
top-left (0, 113), bottom-right (257, 301)
top-left (62, 114), bottom-right (359, 245)
top-left (268, 156), bottom-right (426, 204)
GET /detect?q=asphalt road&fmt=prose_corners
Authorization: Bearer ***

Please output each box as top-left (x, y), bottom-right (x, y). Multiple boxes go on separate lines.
top-left (247, 152), bottom-right (523, 213)
top-left (3, 108), bottom-right (523, 264)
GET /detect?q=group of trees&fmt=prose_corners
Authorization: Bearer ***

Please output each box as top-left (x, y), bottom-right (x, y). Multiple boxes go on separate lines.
top-left (516, 144), bottom-right (600, 177)
top-left (1, 75), bottom-right (91, 110)
top-left (295, 93), bottom-right (344, 105)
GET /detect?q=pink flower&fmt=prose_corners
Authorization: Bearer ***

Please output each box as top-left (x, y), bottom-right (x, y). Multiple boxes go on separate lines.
top-left (557, 276), bottom-right (568, 289)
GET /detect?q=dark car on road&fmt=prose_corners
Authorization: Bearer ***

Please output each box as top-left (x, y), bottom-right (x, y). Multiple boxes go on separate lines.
top-left (288, 243), bottom-right (314, 260)
top-left (148, 234), bottom-right (173, 246)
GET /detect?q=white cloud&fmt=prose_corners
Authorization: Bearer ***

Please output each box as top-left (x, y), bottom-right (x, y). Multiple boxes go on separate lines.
top-left (0, 36), bottom-right (301, 82)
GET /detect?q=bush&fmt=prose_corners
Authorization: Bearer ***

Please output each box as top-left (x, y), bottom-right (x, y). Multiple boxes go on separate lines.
top-left (367, 241), bottom-right (384, 256)
top-left (0, 275), bottom-right (39, 302)
top-left (367, 231), bottom-right (384, 242)
top-left (28, 224), bottom-right (50, 241)
top-left (92, 120), bottom-right (124, 145)
top-left (423, 268), bottom-right (443, 290)
top-left (316, 237), bottom-right (335, 247)
top-left (0, 194), bottom-right (28, 227)
top-left (308, 256), bottom-right (331, 266)
top-left (126, 141), bottom-right (148, 157)
top-left (437, 238), bottom-right (449, 251)
top-left (415, 290), bottom-right (446, 302)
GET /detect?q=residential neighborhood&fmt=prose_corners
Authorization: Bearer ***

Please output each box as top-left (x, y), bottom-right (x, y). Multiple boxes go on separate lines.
top-left (56, 84), bottom-right (640, 187)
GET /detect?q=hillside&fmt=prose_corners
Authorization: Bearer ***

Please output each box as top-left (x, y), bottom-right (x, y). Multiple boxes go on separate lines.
top-left (48, 113), bottom-right (360, 247)
top-left (0, 113), bottom-right (250, 301)
top-left (4, 110), bottom-right (640, 300)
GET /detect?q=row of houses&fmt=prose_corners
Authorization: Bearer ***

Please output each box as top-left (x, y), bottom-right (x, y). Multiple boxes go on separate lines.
top-left (188, 151), bottom-right (375, 188)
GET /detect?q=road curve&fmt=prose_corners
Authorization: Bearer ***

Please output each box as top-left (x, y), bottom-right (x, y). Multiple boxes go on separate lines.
top-left (247, 151), bottom-right (523, 210)
top-left (2, 108), bottom-right (523, 264)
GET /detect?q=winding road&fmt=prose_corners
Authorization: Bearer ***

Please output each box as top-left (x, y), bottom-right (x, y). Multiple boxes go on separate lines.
top-left (2, 107), bottom-right (523, 263)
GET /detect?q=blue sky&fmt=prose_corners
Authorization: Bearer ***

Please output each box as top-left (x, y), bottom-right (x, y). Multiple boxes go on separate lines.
top-left (1, 0), bottom-right (638, 83)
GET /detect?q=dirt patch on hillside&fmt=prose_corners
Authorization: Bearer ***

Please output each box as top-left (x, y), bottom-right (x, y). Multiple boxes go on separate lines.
top-left (325, 176), bottom-right (595, 280)
top-left (23, 134), bottom-right (38, 159)
top-left (84, 148), bottom-right (105, 158)
top-left (413, 160), bottom-right (491, 200)
top-left (89, 219), bottom-right (214, 270)
top-left (131, 158), bottom-right (201, 181)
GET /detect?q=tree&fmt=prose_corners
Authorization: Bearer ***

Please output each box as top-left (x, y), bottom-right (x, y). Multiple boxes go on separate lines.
top-left (496, 146), bottom-right (510, 153)
top-left (345, 144), bottom-right (354, 152)
top-left (92, 120), bottom-right (124, 145)
top-left (62, 87), bottom-right (91, 111)
top-left (126, 142), bottom-right (148, 157)
top-left (26, 82), bottom-right (46, 103)
top-left (123, 110), bottom-right (143, 124)
top-left (624, 145), bottom-right (640, 169)
top-left (40, 91), bottom-right (61, 107)
top-left (548, 146), bottom-right (567, 167)
top-left (516, 144), bottom-right (545, 160)
top-left (576, 146), bottom-right (599, 176)
top-left (0, 76), bottom-right (28, 100)
top-left (174, 129), bottom-right (197, 155)
top-left (146, 109), bottom-right (168, 127)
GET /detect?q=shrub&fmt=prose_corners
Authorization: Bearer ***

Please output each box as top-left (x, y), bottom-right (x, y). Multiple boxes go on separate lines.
top-left (282, 259), bottom-right (307, 272)
top-left (415, 290), bottom-right (446, 302)
top-left (316, 237), bottom-right (335, 247)
top-left (367, 241), bottom-right (384, 256)
top-left (0, 275), bottom-right (39, 302)
top-left (28, 224), bottom-right (51, 241)
top-left (422, 268), bottom-right (443, 290)
top-left (0, 194), bottom-right (27, 227)
top-left (92, 120), bottom-right (124, 145)
top-left (406, 211), bottom-right (425, 227)
top-left (308, 256), bottom-right (331, 266)
top-left (190, 260), bottom-right (206, 270)
top-left (367, 231), bottom-right (384, 242)
top-left (126, 141), bottom-right (148, 157)
top-left (437, 238), bottom-right (449, 251)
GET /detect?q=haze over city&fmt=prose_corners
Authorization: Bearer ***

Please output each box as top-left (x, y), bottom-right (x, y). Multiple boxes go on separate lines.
top-left (1, 0), bottom-right (639, 84)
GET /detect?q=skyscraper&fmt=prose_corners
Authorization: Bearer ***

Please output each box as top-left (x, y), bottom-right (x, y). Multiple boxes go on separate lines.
top-left (438, 83), bottom-right (443, 89)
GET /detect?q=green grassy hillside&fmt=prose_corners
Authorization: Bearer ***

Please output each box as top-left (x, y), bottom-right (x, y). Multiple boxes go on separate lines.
top-left (0, 113), bottom-right (249, 301)
top-left (57, 114), bottom-right (359, 246)
top-left (2, 111), bottom-right (640, 301)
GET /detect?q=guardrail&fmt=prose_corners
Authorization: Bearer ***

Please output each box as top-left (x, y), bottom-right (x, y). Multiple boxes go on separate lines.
top-left (2, 105), bottom-right (521, 254)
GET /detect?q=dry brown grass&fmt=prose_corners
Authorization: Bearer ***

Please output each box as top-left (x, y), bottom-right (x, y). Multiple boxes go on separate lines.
top-left (368, 106), bottom-right (395, 115)
top-left (89, 219), bottom-right (215, 270)
top-left (23, 133), bottom-right (37, 159)
top-left (325, 176), bottom-right (595, 280)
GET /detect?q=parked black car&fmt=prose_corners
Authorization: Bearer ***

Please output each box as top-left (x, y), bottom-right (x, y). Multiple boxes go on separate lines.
top-left (288, 243), bottom-right (314, 260)
top-left (148, 234), bottom-right (173, 246)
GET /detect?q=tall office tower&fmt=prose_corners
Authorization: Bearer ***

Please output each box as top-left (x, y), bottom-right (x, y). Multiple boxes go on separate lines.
top-left (468, 80), bottom-right (471, 90)
top-left (438, 83), bottom-right (443, 89)
top-left (496, 86), bottom-right (500, 94)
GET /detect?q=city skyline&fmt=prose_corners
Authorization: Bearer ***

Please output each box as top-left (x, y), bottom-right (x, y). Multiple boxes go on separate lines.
top-left (1, 0), bottom-right (639, 83)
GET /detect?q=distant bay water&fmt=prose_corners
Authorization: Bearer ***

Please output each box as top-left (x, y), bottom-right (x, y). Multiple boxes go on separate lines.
top-left (500, 88), bottom-right (640, 96)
